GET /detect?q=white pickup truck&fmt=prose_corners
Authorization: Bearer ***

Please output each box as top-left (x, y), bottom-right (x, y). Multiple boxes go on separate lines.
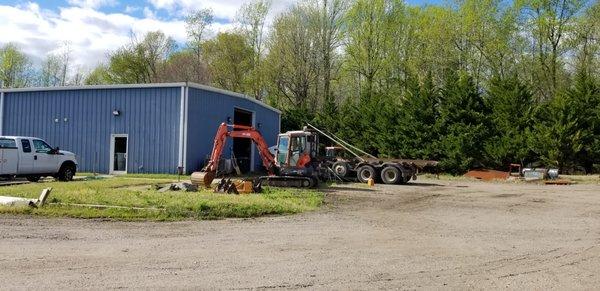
top-left (0, 136), bottom-right (78, 182)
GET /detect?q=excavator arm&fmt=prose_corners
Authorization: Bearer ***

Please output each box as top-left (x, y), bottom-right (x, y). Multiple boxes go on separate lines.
top-left (193, 123), bottom-right (277, 187)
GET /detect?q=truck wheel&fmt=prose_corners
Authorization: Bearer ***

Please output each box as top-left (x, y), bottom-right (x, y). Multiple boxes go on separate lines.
top-left (332, 161), bottom-right (350, 177)
top-left (58, 165), bottom-right (76, 181)
top-left (356, 165), bottom-right (376, 183)
top-left (26, 176), bottom-right (41, 183)
top-left (309, 177), bottom-right (319, 188)
top-left (381, 166), bottom-right (401, 184)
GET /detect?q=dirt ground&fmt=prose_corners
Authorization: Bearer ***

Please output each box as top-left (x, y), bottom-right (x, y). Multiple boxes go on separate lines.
top-left (1, 178), bottom-right (600, 289)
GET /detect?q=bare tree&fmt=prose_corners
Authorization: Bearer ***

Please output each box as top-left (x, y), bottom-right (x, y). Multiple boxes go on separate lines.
top-left (237, 0), bottom-right (272, 99)
top-left (525, 0), bottom-right (586, 99)
top-left (186, 8), bottom-right (214, 82)
top-left (310, 0), bottom-right (347, 108)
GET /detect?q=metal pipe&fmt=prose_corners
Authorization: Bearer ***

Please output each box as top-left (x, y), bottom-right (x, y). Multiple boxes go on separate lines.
top-left (306, 123), bottom-right (365, 162)
top-left (323, 128), bottom-right (377, 159)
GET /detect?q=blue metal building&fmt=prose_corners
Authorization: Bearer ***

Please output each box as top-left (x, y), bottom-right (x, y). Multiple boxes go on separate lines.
top-left (0, 83), bottom-right (281, 174)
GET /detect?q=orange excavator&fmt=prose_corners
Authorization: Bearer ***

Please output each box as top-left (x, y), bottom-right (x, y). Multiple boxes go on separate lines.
top-left (191, 123), bottom-right (321, 188)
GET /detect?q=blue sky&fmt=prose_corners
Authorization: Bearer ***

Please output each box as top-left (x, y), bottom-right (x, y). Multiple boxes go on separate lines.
top-left (0, 0), bottom-right (445, 70)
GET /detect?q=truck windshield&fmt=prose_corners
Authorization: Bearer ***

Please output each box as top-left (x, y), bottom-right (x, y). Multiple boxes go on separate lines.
top-left (0, 138), bottom-right (17, 149)
top-left (33, 140), bottom-right (53, 154)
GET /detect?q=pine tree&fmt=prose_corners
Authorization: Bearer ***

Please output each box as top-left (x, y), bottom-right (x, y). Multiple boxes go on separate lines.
top-left (483, 76), bottom-right (536, 168)
top-left (392, 74), bottom-right (440, 159)
top-left (436, 72), bottom-right (490, 173)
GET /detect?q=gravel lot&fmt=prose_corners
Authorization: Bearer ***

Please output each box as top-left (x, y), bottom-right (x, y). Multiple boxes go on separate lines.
top-left (1, 178), bottom-right (600, 289)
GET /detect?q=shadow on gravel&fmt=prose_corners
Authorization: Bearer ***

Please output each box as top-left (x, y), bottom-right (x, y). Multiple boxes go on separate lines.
top-left (405, 182), bottom-right (445, 187)
top-left (323, 186), bottom-right (377, 192)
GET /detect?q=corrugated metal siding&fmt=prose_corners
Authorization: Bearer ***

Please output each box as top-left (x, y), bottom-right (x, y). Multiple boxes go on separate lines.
top-left (186, 88), bottom-right (280, 173)
top-left (2, 87), bottom-right (181, 174)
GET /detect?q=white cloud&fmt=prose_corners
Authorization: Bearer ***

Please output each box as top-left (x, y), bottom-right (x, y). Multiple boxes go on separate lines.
top-left (67, 0), bottom-right (118, 9)
top-left (0, 0), bottom-right (297, 73)
top-left (143, 6), bottom-right (156, 18)
top-left (147, 0), bottom-right (295, 22)
top-left (124, 5), bottom-right (141, 14)
top-left (0, 3), bottom-right (241, 71)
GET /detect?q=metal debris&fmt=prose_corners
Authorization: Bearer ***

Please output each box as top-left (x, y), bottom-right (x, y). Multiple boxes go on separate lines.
top-left (0, 188), bottom-right (52, 208)
top-left (215, 178), bottom-right (262, 194)
top-left (156, 183), bottom-right (198, 192)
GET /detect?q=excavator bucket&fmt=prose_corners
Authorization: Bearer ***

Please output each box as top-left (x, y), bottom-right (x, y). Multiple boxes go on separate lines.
top-left (191, 171), bottom-right (215, 188)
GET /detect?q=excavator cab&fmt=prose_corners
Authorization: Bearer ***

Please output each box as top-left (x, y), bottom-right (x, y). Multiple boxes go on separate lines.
top-left (274, 131), bottom-right (319, 168)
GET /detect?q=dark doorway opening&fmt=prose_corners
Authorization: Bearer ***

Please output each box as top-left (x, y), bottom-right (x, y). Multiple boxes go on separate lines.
top-left (112, 135), bottom-right (128, 173)
top-left (233, 108), bottom-right (253, 173)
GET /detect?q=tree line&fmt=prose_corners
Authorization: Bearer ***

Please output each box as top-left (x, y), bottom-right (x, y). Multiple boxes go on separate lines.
top-left (1, 0), bottom-right (599, 173)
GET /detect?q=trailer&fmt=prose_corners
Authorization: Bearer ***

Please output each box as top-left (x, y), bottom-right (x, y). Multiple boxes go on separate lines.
top-left (309, 124), bottom-right (438, 185)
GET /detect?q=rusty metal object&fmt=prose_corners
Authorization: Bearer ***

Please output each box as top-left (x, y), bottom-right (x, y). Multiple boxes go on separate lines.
top-left (544, 179), bottom-right (572, 185)
top-left (191, 171), bottom-right (215, 188)
top-left (215, 178), bottom-right (262, 194)
top-left (464, 169), bottom-right (510, 181)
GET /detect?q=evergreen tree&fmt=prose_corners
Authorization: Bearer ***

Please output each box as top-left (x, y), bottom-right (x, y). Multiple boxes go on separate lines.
top-left (392, 74), bottom-right (440, 159)
top-left (569, 74), bottom-right (600, 172)
top-left (436, 72), bottom-right (490, 173)
top-left (484, 76), bottom-right (536, 168)
top-left (528, 95), bottom-right (585, 172)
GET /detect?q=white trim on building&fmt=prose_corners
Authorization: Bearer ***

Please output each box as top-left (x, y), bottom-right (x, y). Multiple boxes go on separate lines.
top-left (0, 82), bottom-right (282, 114)
top-left (178, 86), bottom-right (186, 172)
top-left (0, 90), bottom-right (3, 136)
top-left (182, 85), bottom-right (189, 172)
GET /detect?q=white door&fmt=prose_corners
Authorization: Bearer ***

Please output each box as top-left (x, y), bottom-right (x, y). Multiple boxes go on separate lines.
top-left (17, 139), bottom-right (34, 174)
top-left (32, 139), bottom-right (60, 173)
top-left (110, 134), bottom-right (128, 174)
top-left (0, 138), bottom-right (18, 175)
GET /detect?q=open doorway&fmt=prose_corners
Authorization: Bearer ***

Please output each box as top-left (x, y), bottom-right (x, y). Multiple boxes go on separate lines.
top-left (110, 134), bottom-right (128, 174)
top-left (233, 108), bottom-right (254, 173)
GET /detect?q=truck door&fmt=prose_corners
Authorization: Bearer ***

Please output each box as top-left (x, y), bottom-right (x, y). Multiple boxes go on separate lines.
top-left (18, 139), bottom-right (35, 174)
top-left (32, 139), bottom-right (60, 173)
top-left (0, 138), bottom-right (19, 175)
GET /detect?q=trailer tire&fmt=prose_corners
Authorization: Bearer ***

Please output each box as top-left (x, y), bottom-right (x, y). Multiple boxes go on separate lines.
top-left (26, 176), bottom-right (41, 183)
top-left (332, 161), bottom-right (350, 177)
top-left (356, 165), bottom-right (376, 183)
top-left (397, 166), bottom-right (413, 184)
top-left (381, 166), bottom-right (401, 184)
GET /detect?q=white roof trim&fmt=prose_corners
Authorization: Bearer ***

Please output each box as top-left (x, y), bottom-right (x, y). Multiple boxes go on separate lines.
top-left (0, 83), bottom-right (187, 92)
top-left (186, 82), bottom-right (282, 114)
top-left (0, 82), bottom-right (281, 114)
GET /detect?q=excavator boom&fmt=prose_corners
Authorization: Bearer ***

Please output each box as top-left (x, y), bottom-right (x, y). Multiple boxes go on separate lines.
top-left (192, 123), bottom-right (277, 187)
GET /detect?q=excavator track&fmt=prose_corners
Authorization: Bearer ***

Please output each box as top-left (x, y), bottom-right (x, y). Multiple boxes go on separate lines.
top-left (258, 176), bottom-right (318, 188)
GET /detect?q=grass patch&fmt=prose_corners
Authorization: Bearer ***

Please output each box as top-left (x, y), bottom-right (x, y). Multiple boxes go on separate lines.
top-left (0, 177), bottom-right (323, 221)
top-left (77, 172), bottom-right (191, 180)
top-left (561, 175), bottom-right (600, 185)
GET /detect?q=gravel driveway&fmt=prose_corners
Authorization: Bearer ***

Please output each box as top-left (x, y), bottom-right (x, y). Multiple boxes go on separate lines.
top-left (1, 178), bottom-right (599, 289)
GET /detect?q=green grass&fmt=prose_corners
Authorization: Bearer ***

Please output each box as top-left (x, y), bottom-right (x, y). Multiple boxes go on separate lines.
top-left (0, 177), bottom-right (324, 221)
top-left (561, 175), bottom-right (600, 184)
top-left (77, 172), bottom-right (191, 180)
